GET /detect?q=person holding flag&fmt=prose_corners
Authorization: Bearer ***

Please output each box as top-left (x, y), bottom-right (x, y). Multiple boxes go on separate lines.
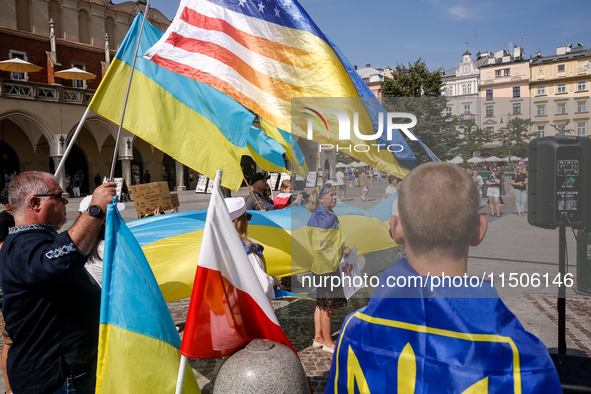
top-left (307, 182), bottom-right (350, 354)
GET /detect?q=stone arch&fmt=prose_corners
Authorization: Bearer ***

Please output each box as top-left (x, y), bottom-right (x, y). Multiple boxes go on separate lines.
top-left (48, 0), bottom-right (62, 38)
top-left (0, 111), bottom-right (54, 154)
top-left (105, 16), bottom-right (115, 47)
top-left (78, 8), bottom-right (90, 44)
top-left (71, 116), bottom-right (118, 154)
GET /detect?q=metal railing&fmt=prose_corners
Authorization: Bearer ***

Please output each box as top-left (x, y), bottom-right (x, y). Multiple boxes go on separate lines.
top-left (0, 79), bottom-right (94, 104)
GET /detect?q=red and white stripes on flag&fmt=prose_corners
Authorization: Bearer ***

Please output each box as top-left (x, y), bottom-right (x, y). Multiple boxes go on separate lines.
top-left (180, 169), bottom-right (295, 359)
top-left (144, 0), bottom-right (362, 134)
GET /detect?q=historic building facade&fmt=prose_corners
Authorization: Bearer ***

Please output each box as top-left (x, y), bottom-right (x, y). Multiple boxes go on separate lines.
top-left (0, 0), bottom-right (198, 195)
top-left (478, 47), bottom-right (530, 148)
top-left (530, 43), bottom-right (591, 139)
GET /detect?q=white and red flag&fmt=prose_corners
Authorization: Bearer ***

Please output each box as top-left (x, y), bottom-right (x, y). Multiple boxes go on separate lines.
top-left (180, 170), bottom-right (295, 359)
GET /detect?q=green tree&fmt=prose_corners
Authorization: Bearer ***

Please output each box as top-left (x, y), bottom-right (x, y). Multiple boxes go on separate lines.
top-left (455, 120), bottom-right (494, 158)
top-left (494, 118), bottom-right (536, 158)
top-left (382, 58), bottom-right (461, 163)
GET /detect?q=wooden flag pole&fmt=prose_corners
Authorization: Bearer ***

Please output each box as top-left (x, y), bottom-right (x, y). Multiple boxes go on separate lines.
top-left (243, 174), bottom-right (264, 211)
top-left (108, 0), bottom-right (151, 181)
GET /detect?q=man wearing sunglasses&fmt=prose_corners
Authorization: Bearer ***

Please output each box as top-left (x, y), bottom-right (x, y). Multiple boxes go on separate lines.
top-left (0, 171), bottom-right (116, 394)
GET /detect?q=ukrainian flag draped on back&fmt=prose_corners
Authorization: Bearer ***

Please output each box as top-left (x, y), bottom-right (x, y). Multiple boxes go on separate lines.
top-left (306, 204), bottom-right (346, 275)
top-left (96, 201), bottom-right (200, 393)
top-left (89, 14), bottom-right (255, 191)
top-left (326, 258), bottom-right (562, 394)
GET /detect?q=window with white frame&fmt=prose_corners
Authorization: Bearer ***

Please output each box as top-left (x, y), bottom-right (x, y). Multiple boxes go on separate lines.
top-left (537, 105), bottom-right (545, 116)
top-left (513, 103), bottom-right (521, 115)
top-left (504, 69), bottom-right (510, 76)
top-left (467, 84), bottom-right (472, 94)
top-left (464, 104), bottom-right (471, 114)
top-left (486, 106), bottom-right (494, 117)
top-left (577, 122), bottom-right (586, 136)
top-left (537, 125), bottom-right (545, 137)
top-left (71, 63), bottom-right (86, 88)
top-left (557, 82), bottom-right (566, 94)
top-left (445, 107), bottom-right (452, 115)
top-left (537, 85), bottom-right (545, 95)
top-left (558, 64), bottom-right (565, 72)
top-left (577, 101), bottom-right (587, 112)
top-left (448, 87), bottom-right (453, 96)
top-left (9, 50), bottom-right (27, 81)
top-left (486, 126), bottom-right (494, 133)
top-left (577, 80), bottom-right (587, 91)
top-left (495, 70), bottom-right (502, 78)
top-left (557, 103), bottom-right (566, 114)
top-left (462, 85), bottom-right (467, 95)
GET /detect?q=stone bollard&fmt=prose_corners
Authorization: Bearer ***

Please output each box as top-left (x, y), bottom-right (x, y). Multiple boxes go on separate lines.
top-left (213, 339), bottom-right (309, 394)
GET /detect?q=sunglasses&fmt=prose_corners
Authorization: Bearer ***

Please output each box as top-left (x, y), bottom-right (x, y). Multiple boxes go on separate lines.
top-left (35, 193), bottom-right (65, 201)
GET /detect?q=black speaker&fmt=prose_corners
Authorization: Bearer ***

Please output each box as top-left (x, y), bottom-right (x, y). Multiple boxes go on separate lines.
top-left (528, 136), bottom-right (591, 229)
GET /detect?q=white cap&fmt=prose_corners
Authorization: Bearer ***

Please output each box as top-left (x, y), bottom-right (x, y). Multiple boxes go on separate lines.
top-left (225, 197), bottom-right (246, 221)
top-left (79, 195), bottom-right (125, 213)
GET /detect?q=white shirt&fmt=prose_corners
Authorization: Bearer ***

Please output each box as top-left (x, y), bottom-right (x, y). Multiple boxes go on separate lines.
top-left (336, 171), bottom-right (345, 185)
top-left (385, 185), bottom-right (397, 196)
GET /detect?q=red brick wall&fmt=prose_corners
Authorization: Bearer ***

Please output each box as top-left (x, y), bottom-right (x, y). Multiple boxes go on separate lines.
top-left (0, 31), bottom-right (115, 89)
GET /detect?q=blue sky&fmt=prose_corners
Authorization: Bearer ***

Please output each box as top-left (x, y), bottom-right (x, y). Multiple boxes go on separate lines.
top-left (135, 0), bottom-right (591, 72)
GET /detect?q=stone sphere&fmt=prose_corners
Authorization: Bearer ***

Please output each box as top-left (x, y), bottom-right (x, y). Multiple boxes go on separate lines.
top-left (213, 339), bottom-right (309, 394)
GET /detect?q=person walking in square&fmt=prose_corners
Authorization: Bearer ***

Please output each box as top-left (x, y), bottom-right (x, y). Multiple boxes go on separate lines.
top-left (511, 166), bottom-right (528, 216)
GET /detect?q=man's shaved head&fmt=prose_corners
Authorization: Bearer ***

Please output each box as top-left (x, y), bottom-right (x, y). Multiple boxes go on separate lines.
top-left (398, 162), bottom-right (479, 260)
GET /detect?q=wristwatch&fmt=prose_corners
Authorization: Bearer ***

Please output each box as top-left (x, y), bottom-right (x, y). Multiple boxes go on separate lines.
top-left (87, 205), bottom-right (105, 220)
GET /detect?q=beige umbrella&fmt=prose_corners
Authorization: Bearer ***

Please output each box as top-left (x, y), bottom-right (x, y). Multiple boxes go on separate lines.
top-left (0, 58), bottom-right (43, 73)
top-left (55, 67), bottom-right (96, 80)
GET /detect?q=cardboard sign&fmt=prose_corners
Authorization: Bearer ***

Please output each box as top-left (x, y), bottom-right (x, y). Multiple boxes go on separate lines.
top-left (195, 174), bottom-right (208, 193)
top-left (305, 172), bottom-right (317, 188)
top-left (268, 173), bottom-right (279, 191)
top-left (339, 248), bottom-right (364, 299)
top-left (206, 178), bottom-right (214, 194)
top-left (129, 181), bottom-right (173, 216)
top-left (170, 193), bottom-right (180, 208)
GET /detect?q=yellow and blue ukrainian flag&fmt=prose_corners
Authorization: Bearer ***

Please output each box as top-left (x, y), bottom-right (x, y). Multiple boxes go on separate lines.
top-left (260, 118), bottom-right (309, 179)
top-left (244, 125), bottom-right (287, 173)
top-left (306, 204), bottom-right (347, 275)
top-left (96, 201), bottom-right (200, 393)
top-left (326, 258), bottom-right (562, 394)
top-left (89, 13), bottom-right (255, 191)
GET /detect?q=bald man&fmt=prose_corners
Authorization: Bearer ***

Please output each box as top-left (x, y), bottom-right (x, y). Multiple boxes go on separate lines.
top-left (326, 162), bottom-right (561, 393)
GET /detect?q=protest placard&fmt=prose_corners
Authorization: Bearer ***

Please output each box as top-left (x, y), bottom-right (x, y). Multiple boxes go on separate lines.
top-left (195, 174), bottom-right (208, 193)
top-left (170, 193), bottom-right (180, 209)
top-left (268, 173), bottom-right (279, 191)
top-left (339, 247), bottom-right (364, 299)
top-left (129, 181), bottom-right (173, 217)
top-left (305, 172), bottom-right (317, 188)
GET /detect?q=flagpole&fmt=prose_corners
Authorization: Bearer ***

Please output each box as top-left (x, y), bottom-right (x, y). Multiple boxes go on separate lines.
top-left (54, 107), bottom-right (91, 178)
top-left (174, 355), bottom-right (188, 394)
top-left (108, 0), bottom-right (151, 181)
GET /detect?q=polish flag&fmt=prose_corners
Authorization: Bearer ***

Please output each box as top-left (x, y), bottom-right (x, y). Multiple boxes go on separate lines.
top-left (180, 170), bottom-right (295, 359)
top-left (273, 193), bottom-right (291, 210)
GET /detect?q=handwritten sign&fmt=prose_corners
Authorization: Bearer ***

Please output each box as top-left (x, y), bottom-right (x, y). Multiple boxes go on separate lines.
top-left (170, 193), bottom-right (180, 209)
top-left (268, 173), bottom-right (279, 191)
top-left (129, 181), bottom-right (173, 217)
top-left (195, 174), bottom-right (208, 193)
top-left (339, 247), bottom-right (363, 299)
top-left (305, 172), bottom-right (317, 188)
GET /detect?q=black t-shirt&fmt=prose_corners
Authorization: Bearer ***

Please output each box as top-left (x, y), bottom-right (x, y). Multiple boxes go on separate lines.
top-left (487, 174), bottom-right (501, 188)
top-left (512, 173), bottom-right (528, 191)
top-left (0, 211), bottom-right (15, 243)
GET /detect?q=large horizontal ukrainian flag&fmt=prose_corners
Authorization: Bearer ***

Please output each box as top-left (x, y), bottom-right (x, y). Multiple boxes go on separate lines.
top-left (89, 14), bottom-right (255, 191)
top-left (97, 201), bottom-right (200, 393)
top-left (128, 199), bottom-right (397, 302)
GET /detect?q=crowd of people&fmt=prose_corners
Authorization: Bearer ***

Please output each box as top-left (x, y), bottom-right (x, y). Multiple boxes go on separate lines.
top-left (0, 161), bottom-right (544, 392)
